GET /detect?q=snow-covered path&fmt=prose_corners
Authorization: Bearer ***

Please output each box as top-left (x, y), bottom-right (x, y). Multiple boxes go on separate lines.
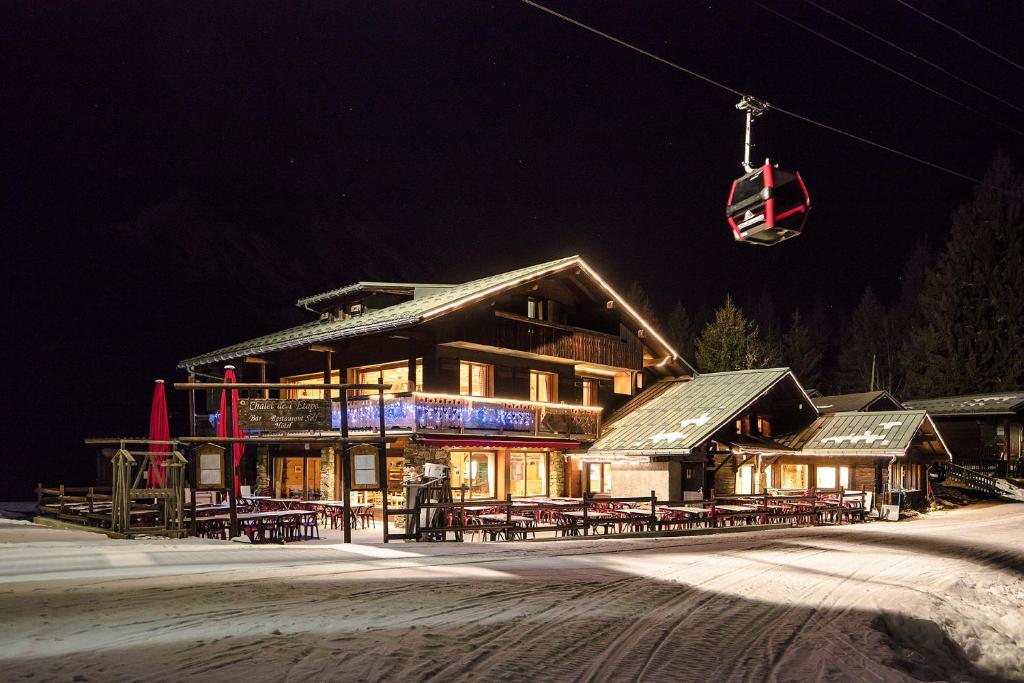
top-left (1, 503), bottom-right (1022, 682)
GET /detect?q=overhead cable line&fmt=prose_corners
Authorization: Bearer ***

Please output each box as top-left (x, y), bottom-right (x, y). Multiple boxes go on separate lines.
top-left (751, 1), bottom-right (1023, 137)
top-left (894, 0), bottom-right (1024, 73)
top-left (519, 0), bottom-right (986, 186)
top-left (800, 0), bottom-right (1022, 114)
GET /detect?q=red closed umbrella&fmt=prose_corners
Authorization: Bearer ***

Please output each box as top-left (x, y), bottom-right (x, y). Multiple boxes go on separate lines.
top-left (216, 366), bottom-right (245, 496)
top-left (147, 379), bottom-right (170, 488)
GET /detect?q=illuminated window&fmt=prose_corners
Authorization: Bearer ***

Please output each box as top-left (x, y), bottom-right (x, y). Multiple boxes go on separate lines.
top-left (282, 370), bottom-right (340, 398)
top-left (582, 378), bottom-right (599, 406)
top-left (530, 370), bottom-right (557, 402)
top-left (588, 462), bottom-right (612, 494)
top-left (780, 464), bottom-right (807, 489)
top-left (613, 372), bottom-right (632, 395)
top-left (735, 465), bottom-right (754, 495)
top-left (527, 297), bottom-right (547, 320)
top-left (815, 466), bottom-right (850, 490)
top-left (756, 416), bottom-right (772, 437)
top-left (351, 360), bottom-right (422, 393)
top-left (459, 362), bottom-right (492, 397)
top-left (510, 452), bottom-right (547, 497)
top-left (450, 451), bottom-right (495, 499)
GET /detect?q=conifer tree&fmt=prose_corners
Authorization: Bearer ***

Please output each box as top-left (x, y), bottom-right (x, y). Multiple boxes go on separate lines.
top-left (695, 295), bottom-right (766, 372)
top-left (666, 300), bottom-right (695, 362)
top-left (627, 281), bottom-right (660, 331)
top-left (837, 287), bottom-right (899, 393)
top-left (904, 154), bottom-right (1024, 396)
top-left (783, 309), bottom-right (823, 390)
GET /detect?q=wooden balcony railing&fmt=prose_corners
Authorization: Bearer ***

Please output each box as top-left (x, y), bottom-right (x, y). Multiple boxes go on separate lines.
top-left (338, 392), bottom-right (601, 439)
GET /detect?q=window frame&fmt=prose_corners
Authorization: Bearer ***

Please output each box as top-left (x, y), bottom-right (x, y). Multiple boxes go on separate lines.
top-left (459, 361), bottom-right (493, 397)
top-left (529, 370), bottom-right (558, 403)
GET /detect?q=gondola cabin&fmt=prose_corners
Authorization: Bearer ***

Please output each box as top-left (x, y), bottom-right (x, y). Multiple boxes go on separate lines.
top-left (726, 163), bottom-right (810, 246)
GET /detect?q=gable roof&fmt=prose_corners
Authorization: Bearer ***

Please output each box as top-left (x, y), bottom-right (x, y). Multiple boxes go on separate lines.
top-left (903, 392), bottom-right (1024, 416)
top-left (589, 368), bottom-right (807, 456)
top-left (178, 255), bottom-right (686, 370)
top-left (778, 410), bottom-right (949, 458)
top-left (812, 391), bottom-right (904, 413)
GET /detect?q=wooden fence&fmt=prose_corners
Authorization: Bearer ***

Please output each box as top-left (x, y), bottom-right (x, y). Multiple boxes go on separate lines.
top-left (402, 489), bottom-right (869, 542)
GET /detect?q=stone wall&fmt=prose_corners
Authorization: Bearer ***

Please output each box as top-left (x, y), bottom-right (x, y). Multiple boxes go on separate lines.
top-left (402, 443), bottom-right (451, 477)
top-left (256, 446), bottom-right (270, 494)
top-left (320, 447), bottom-right (336, 500)
top-left (548, 452), bottom-right (566, 497)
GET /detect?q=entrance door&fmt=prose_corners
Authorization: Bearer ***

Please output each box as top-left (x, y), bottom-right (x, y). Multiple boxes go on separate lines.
top-left (683, 463), bottom-right (703, 501)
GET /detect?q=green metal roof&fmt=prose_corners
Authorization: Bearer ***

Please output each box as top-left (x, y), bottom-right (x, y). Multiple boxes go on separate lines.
top-left (778, 410), bottom-right (939, 457)
top-left (812, 391), bottom-right (904, 413)
top-left (903, 393), bottom-right (1024, 416)
top-left (590, 368), bottom-right (800, 456)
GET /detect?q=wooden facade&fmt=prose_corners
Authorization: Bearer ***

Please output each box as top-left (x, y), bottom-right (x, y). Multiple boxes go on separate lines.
top-left (178, 257), bottom-right (690, 502)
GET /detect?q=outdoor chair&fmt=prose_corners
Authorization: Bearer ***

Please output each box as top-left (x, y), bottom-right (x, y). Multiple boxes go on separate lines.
top-left (302, 513), bottom-right (319, 540)
top-left (358, 507), bottom-right (375, 529)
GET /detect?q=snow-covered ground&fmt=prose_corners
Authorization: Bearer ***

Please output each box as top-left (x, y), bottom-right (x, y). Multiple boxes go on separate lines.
top-left (1, 503), bottom-right (1022, 682)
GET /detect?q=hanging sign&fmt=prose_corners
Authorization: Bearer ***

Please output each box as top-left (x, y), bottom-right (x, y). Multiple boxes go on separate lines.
top-left (237, 398), bottom-right (330, 431)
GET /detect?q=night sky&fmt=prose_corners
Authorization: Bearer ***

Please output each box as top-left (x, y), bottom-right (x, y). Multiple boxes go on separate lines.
top-left (4, 1), bottom-right (1023, 499)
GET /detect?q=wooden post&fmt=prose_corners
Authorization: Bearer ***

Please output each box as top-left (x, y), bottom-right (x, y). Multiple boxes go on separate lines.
top-left (505, 492), bottom-right (513, 541)
top-left (323, 352), bottom-right (333, 400)
top-left (224, 369), bottom-right (239, 539)
top-left (341, 389), bottom-right (352, 544)
top-left (649, 489), bottom-right (657, 532)
top-left (582, 490), bottom-right (590, 536)
top-left (378, 377), bottom-right (388, 543)
top-left (187, 371), bottom-right (198, 535)
top-left (407, 337), bottom-right (417, 392)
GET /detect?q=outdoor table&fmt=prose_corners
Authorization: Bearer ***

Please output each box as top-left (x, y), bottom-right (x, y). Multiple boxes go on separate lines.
top-left (197, 510), bottom-right (317, 542)
top-left (659, 506), bottom-right (709, 529)
top-left (561, 509), bottom-right (616, 535)
top-left (714, 504), bottom-right (758, 512)
top-left (477, 513), bottom-right (534, 541)
top-left (265, 498), bottom-right (299, 510)
top-left (303, 501), bottom-right (374, 529)
top-left (610, 508), bottom-right (652, 533)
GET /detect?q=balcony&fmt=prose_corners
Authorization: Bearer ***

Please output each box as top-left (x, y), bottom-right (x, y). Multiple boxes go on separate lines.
top-left (336, 392), bottom-right (601, 440)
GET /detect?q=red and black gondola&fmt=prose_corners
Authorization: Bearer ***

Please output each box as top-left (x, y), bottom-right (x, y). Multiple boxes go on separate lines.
top-left (726, 162), bottom-right (811, 246)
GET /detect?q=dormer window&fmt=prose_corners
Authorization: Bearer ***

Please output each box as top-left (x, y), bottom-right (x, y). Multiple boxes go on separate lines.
top-left (349, 302), bottom-right (363, 316)
top-left (527, 296), bottom-right (547, 320)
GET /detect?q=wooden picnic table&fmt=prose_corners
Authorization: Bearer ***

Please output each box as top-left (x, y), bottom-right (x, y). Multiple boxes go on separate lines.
top-left (478, 513), bottom-right (533, 523)
top-left (562, 510), bottom-right (616, 519)
top-left (714, 504), bottom-right (759, 513)
top-left (661, 506), bottom-right (708, 515)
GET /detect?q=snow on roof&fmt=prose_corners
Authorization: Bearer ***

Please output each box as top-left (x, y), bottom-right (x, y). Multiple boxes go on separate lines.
top-left (589, 368), bottom-right (804, 456)
top-left (178, 255), bottom-right (687, 370)
top-left (778, 410), bottom-right (949, 458)
top-left (903, 393), bottom-right (1024, 416)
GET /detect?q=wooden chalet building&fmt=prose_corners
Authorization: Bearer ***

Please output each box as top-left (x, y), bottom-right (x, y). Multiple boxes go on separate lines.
top-left (588, 368), bottom-right (951, 507)
top-left (177, 256), bottom-right (691, 506)
top-left (903, 392), bottom-right (1024, 478)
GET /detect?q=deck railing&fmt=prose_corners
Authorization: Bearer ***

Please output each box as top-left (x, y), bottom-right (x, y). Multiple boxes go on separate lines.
top-left (385, 488), bottom-right (868, 542)
top-left (338, 392), bottom-right (601, 438)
